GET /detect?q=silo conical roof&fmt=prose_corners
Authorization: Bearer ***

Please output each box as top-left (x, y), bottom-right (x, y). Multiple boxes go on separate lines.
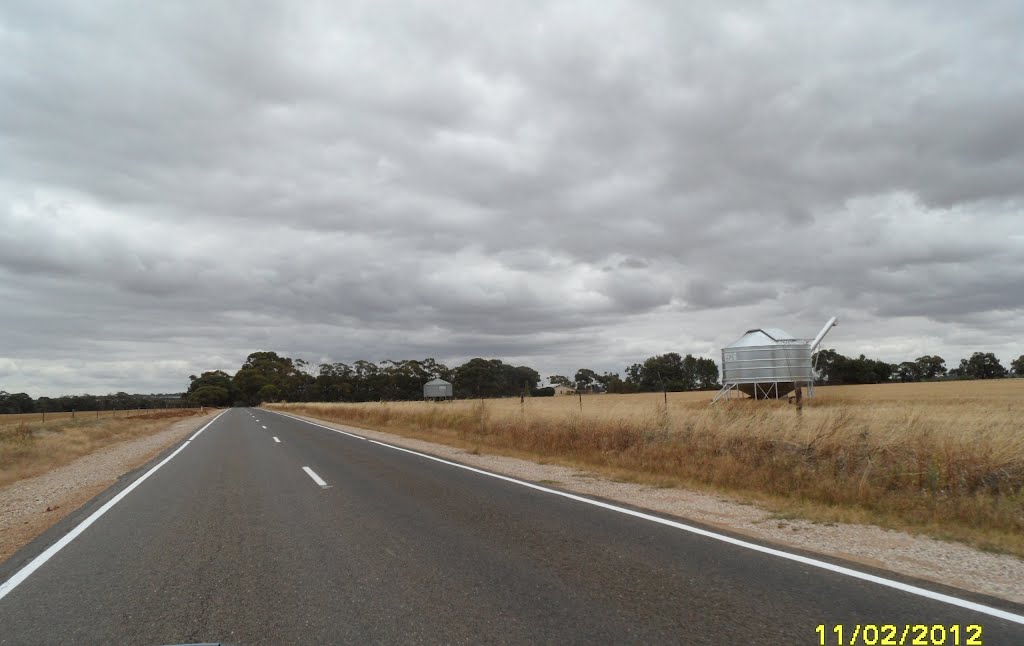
top-left (726, 328), bottom-right (799, 348)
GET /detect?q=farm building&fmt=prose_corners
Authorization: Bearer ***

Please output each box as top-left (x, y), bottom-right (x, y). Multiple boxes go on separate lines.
top-left (552, 384), bottom-right (576, 396)
top-left (714, 317), bottom-right (837, 401)
top-left (423, 378), bottom-right (453, 400)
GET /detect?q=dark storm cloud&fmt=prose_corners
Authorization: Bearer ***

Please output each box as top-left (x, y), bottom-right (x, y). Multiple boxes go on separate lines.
top-left (1, 1), bottom-right (1022, 395)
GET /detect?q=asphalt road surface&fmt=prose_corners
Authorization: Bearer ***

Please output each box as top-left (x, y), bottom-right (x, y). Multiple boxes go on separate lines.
top-left (1, 408), bottom-right (1021, 645)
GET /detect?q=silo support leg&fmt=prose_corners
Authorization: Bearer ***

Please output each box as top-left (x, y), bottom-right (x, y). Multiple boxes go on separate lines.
top-left (711, 383), bottom-right (737, 404)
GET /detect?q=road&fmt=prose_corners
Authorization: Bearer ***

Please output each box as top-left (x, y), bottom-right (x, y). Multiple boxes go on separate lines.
top-left (1, 408), bottom-right (1021, 644)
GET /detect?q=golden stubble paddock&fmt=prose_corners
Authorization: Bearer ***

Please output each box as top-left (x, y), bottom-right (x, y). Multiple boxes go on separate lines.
top-left (268, 380), bottom-right (1024, 556)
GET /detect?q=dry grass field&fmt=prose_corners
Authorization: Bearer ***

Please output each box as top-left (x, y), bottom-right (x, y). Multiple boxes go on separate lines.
top-left (268, 379), bottom-right (1024, 556)
top-left (0, 409), bottom-right (209, 489)
top-left (0, 408), bottom-right (199, 427)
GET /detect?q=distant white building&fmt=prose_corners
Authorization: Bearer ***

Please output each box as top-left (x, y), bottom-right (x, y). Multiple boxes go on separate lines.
top-left (552, 384), bottom-right (576, 396)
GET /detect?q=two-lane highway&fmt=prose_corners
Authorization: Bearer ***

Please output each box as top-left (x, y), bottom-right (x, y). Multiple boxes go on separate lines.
top-left (1, 408), bottom-right (1021, 644)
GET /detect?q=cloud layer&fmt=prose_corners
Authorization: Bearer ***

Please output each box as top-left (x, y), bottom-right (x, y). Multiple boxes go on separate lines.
top-left (1, 1), bottom-right (1022, 395)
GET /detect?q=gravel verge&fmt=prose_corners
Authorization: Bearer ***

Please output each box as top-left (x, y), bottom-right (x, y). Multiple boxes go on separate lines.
top-left (0, 411), bottom-right (219, 565)
top-left (278, 410), bottom-right (1024, 605)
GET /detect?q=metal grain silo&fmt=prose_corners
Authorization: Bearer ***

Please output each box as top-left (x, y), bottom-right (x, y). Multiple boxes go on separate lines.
top-left (714, 317), bottom-right (837, 401)
top-left (423, 378), bottom-right (453, 400)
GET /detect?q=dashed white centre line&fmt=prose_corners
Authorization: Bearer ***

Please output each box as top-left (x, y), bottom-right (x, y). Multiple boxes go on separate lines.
top-left (261, 425), bottom-right (267, 429)
top-left (302, 466), bottom-right (329, 488)
top-left (272, 436), bottom-right (281, 443)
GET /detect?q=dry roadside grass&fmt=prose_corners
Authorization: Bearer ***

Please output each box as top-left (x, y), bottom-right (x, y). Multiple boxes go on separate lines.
top-left (815, 379), bottom-right (1024, 401)
top-left (0, 408), bottom-right (199, 427)
top-left (0, 409), bottom-right (209, 489)
top-left (267, 379), bottom-right (1024, 556)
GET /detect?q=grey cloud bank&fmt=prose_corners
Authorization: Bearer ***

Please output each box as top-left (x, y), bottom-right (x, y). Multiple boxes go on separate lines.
top-left (1, 1), bottom-right (1022, 396)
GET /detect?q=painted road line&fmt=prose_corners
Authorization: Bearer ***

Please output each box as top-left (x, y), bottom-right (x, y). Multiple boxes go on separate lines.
top-left (273, 437), bottom-right (281, 443)
top-left (361, 439), bottom-right (1024, 625)
top-left (0, 411), bottom-right (228, 601)
top-left (262, 410), bottom-right (366, 440)
top-left (261, 425), bottom-right (267, 429)
top-left (264, 408), bottom-right (1023, 625)
top-left (302, 466), bottom-right (328, 488)
top-left (188, 412), bottom-right (224, 441)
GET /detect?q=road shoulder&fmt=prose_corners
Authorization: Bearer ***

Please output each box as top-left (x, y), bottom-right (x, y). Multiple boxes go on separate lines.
top-left (0, 411), bottom-right (220, 565)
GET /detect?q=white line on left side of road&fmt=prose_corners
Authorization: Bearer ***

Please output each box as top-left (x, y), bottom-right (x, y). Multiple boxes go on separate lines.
top-left (273, 436), bottom-right (281, 443)
top-left (0, 410), bottom-right (228, 602)
top-left (302, 466), bottom-right (329, 488)
top-left (189, 413), bottom-right (224, 441)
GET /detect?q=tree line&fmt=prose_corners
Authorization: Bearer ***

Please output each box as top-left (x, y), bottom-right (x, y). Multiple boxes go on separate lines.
top-left (3, 349), bottom-right (1021, 413)
top-left (184, 350), bottom-right (727, 407)
top-left (815, 350), bottom-right (1023, 385)
top-left (548, 353), bottom-right (720, 394)
top-left (185, 347), bottom-right (1022, 407)
top-left (0, 391), bottom-right (187, 415)
top-left (186, 352), bottom-right (540, 406)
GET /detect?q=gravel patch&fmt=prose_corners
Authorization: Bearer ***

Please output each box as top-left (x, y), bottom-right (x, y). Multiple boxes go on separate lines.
top-left (0, 412), bottom-right (219, 564)
top-left (281, 411), bottom-right (1024, 605)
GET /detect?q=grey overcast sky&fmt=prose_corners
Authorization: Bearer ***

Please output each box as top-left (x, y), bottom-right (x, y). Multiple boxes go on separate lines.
top-left (1, 1), bottom-right (1023, 396)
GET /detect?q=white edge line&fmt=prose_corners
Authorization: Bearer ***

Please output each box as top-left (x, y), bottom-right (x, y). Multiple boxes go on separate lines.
top-left (272, 436), bottom-right (281, 443)
top-left (189, 411), bottom-right (226, 441)
top-left (360, 439), bottom-right (1024, 625)
top-left (0, 410), bottom-right (228, 601)
top-left (302, 466), bottom-right (328, 487)
top-left (259, 407), bottom-right (1023, 625)
top-left (266, 407), bottom-right (1024, 622)
top-left (262, 409), bottom-right (366, 441)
